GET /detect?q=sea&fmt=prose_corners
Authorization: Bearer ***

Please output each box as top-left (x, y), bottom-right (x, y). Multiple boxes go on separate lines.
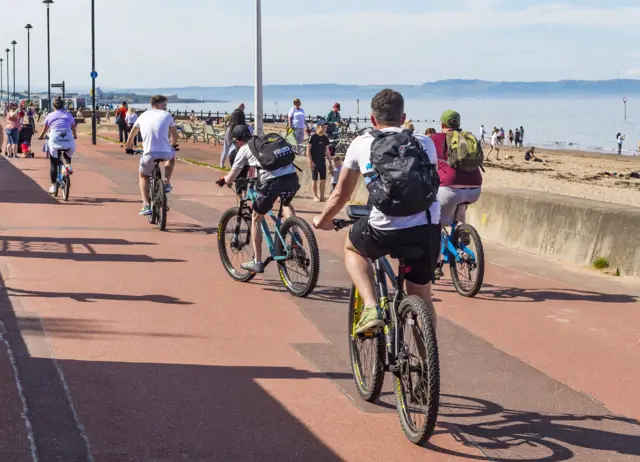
top-left (133, 96), bottom-right (639, 156)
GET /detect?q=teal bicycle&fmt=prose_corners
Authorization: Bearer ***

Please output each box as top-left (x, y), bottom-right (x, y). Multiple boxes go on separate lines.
top-left (437, 203), bottom-right (485, 297)
top-left (217, 178), bottom-right (320, 297)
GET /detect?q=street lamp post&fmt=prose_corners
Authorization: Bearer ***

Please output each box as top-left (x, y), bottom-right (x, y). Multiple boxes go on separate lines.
top-left (25, 25), bottom-right (32, 102)
top-left (11, 41), bottom-right (16, 102)
top-left (43, 0), bottom-right (54, 109)
top-left (91, 0), bottom-right (97, 145)
top-left (254, 0), bottom-right (264, 137)
top-left (0, 59), bottom-right (3, 105)
top-left (5, 50), bottom-right (9, 104)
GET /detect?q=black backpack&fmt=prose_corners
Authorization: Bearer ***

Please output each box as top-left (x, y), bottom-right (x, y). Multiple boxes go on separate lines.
top-left (248, 133), bottom-right (296, 171)
top-left (366, 131), bottom-right (439, 217)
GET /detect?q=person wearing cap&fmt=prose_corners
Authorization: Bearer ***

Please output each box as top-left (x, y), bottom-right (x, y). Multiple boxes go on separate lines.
top-left (432, 109), bottom-right (483, 226)
top-left (288, 98), bottom-right (306, 153)
top-left (217, 125), bottom-right (301, 274)
top-left (306, 119), bottom-right (332, 202)
top-left (326, 103), bottom-right (342, 138)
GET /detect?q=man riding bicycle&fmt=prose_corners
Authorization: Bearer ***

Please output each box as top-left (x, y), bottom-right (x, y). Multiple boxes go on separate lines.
top-left (37, 96), bottom-right (78, 195)
top-left (313, 89), bottom-right (441, 334)
top-left (216, 125), bottom-right (300, 274)
top-left (430, 110), bottom-right (483, 278)
top-left (125, 95), bottom-right (178, 216)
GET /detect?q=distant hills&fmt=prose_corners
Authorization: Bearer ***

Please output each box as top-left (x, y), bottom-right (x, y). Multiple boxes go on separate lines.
top-left (119, 79), bottom-right (640, 101)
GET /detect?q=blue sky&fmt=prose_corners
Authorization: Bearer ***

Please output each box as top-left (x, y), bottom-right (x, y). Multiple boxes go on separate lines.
top-left (2, 0), bottom-right (639, 90)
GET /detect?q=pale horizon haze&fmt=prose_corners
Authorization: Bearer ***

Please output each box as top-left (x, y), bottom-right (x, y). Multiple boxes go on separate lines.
top-left (1, 0), bottom-right (639, 91)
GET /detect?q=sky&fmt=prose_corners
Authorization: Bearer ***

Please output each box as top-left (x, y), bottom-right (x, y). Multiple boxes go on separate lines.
top-left (0, 0), bottom-right (638, 91)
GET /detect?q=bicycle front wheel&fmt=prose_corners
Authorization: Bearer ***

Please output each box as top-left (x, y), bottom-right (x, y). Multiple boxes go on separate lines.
top-left (348, 285), bottom-right (385, 402)
top-left (275, 217), bottom-right (319, 297)
top-left (394, 295), bottom-right (440, 445)
top-left (449, 224), bottom-right (485, 297)
top-left (217, 207), bottom-right (255, 283)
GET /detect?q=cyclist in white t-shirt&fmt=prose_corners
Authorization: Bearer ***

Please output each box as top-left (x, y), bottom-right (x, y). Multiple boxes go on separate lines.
top-left (313, 89), bottom-right (440, 334)
top-left (125, 95), bottom-right (179, 216)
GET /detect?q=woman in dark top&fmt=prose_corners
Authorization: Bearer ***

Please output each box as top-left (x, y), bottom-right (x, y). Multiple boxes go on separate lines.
top-left (306, 120), bottom-right (331, 202)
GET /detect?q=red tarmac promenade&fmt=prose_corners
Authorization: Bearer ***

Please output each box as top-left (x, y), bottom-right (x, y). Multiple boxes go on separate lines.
top-left (1, 135), bottom-right (639, 461)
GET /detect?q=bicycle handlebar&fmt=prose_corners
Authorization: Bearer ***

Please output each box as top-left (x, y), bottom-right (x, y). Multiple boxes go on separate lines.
top-left (332, 218), bottom-right (357, 231)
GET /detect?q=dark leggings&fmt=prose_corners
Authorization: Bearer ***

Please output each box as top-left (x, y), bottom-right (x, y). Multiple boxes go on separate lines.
top-left (118, 123), bottom-right (129, 143)
top-left (50, 153), bottom-right (71, 184)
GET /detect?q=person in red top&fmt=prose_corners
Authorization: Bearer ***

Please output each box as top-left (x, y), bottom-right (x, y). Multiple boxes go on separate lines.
top-left (431, 109), bottom-right (482, 225)
top-left (432, 110), bottom-right (483, 278)
top-left (115, 101), bottom-right (129, 147)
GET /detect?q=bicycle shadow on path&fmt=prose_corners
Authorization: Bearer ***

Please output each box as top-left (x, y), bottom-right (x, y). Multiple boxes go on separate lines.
top-left (435, 280), bottom-right (638, 304)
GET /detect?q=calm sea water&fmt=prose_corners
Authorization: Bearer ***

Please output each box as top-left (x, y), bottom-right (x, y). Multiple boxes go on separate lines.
top-left (135, 97), bottom-right (639, 155)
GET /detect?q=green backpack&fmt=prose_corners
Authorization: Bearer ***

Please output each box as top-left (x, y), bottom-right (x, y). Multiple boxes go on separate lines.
top-left (445, 130), bottom-right (484, 172)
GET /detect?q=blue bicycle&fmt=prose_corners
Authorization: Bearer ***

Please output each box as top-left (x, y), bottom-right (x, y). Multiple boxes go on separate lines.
top-left (217, 178), bottom-right (320, 298)
top-left (437, 203), bottom-right (485, 297)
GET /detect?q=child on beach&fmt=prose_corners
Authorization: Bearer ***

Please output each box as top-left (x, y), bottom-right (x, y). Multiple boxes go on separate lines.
top-left (330, 157), bottom-right (342, 193)
top-left (617, 133), bottom-right (624, 155)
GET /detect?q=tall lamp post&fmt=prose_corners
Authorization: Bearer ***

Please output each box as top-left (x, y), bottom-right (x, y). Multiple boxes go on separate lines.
top-left (43, 0), bottom-right (54, 109)
top-left (25, 25), bottom-right (32, 102)
top-left (254, 0), bottom-right (264, 137)
top-left (5, 49), bottom-right (9, 104)
top-left (11, 41), bottom-right (16, 102)
top-left (91, 0), bottom-right (97, 145)
top-left (0, 59), bottom-right (3, 105)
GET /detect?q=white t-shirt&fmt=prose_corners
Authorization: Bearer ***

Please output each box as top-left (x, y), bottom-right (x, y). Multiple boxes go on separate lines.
top-left (230, 144), bottom-right (296, 183)
top-left (125, 112), bottom-right (138, 125)
top-left (617, 135), bottom-right (624, 145)
top-left (288, 107), bottom-right (306, 129)
top-left (491, 132), bottom-right (499, 147)
top-left (480, 126), bottom-right (485, 137)
top-left (343, 128), bottom-right (440, 230)
top-left (134, 109), bottom-right (176, 155)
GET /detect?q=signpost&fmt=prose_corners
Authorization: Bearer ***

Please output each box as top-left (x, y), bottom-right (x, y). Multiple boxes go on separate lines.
top-left (51, 81), bottom-right (65, 101)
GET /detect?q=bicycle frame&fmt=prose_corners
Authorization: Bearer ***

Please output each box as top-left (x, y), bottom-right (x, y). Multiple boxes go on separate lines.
top-left (234, 180), bottom-right (298, 269)
top-left (441, 221), bottom-right (477, 265)
top-left (373, 256), bottom-right (405, 372)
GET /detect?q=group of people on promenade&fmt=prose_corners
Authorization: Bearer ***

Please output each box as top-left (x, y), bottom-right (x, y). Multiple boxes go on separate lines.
top-left (1, 101), bottom-right (40, 158)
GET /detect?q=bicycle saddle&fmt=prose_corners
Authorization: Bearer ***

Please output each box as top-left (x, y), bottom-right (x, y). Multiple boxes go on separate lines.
top-left (390, 246), bottom-right (424, 260)
top-left (346, 205), bottom-right (371, 219)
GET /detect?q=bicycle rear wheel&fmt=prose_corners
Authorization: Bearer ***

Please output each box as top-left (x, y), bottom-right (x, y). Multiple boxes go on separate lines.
top-left (348, 285), bottom-right (385, 402)
top-left (275, 217), bottom-right (320, 297)
top-left (156, 181), bottom-right (167, 231)
top-left (394, 295), bottom-right (440, 445)
top-left (62, 175), bottom-right (71, 202)
top-left (449, 224), bottom-right (485, 297)
top-left (217, 207), bottom-right (255, 283)
top-left (147, 180), bottom-right (158, 225)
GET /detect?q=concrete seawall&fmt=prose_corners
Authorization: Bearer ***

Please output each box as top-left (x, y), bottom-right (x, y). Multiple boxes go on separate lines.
top-left (297, 159), bottom-right (640, 276)
top-left (466, 189), bottom-right (640, 277)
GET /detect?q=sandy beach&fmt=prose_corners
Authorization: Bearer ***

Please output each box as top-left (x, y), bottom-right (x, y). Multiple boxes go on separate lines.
top-left (77, 122), bottom-right (640, 208)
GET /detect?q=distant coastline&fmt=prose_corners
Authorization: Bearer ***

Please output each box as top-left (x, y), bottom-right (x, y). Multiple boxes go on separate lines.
top-left (114, 79), bottom-right (640, 102)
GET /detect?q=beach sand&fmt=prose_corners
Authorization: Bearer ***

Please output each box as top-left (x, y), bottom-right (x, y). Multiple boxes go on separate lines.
top-left (78, 122), bottom-right (640, 208)
top-left (483, 146), bottom-right (640, 207)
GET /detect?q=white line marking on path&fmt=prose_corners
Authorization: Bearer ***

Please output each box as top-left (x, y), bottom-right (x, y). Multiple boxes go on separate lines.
top-left (0, 320), bottom-right (39, 462)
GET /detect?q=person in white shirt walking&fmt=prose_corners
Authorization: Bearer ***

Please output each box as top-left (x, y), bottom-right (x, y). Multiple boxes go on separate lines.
top-left (125, 108), bottom-right (140, 147)
top-left (288, 98), bottom-right (306, 153)
top-left (486, 128), bottom-right (501, 161)
top-left (479, 124), bottom-right (486, 144)
top-left (125, 95), bottom-right (179, 216)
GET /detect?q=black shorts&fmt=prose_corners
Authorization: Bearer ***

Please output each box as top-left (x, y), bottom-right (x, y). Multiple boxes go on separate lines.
top-left (253, 173), bottom-right (300, 215)
top-left (312, 158), bottom-right (327, 181)
top-left (349, 218), bottom-right (441, 285)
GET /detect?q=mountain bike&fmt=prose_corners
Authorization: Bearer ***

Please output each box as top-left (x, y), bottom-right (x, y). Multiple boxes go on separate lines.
top-left (334, 205), bottom-right (440, 445)
top-left (217, 178), bottom-right (320, 297)
top-left (52, 149), bottom-right (72, 202)
top-left (437, 202), bottom-right (485, 297)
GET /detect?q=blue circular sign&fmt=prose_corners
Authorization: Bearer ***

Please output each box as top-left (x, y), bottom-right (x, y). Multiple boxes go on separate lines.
top-left (90, 71), bottom-right (98, 79)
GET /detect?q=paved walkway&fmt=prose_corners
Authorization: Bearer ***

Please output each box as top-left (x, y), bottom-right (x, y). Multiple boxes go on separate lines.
top-left (1, 136), bottom-right (639, 461)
